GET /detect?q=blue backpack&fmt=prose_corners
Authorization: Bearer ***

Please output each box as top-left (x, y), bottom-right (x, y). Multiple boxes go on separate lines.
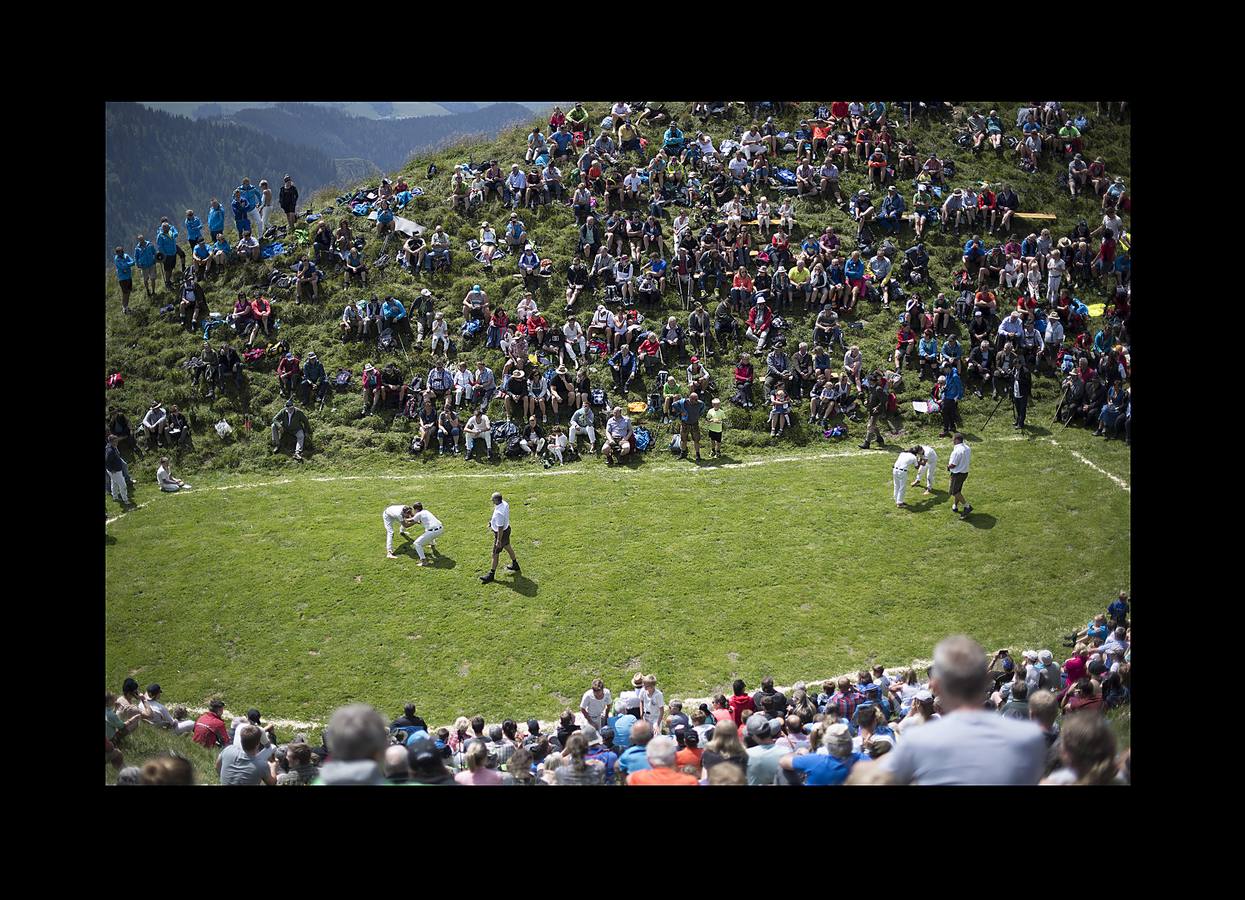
top-left (633, 427), bottom-right (654, 451)
top-left (774, 169), bottom-right (797, 186)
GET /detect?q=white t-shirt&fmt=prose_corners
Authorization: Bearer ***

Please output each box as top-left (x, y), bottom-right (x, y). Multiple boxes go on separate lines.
top-left (1047, 258), bottom-right (1066, 281)
top-left (412, 510), bottom-right (442, 531)
top-left (894, 451), bottom-right (918, 472)
top-left (580, 689), bottom-right (613, 722)
top-left (948, 443), bottom-right (971, 473)
top-left (384, 504), bottom-right (409, 522)
top-left (156, 465), bottom-right (176, 487)
top-left (490, 500), bottom-right (511, 532)
top-left (919, 445), bottom-right (938, 461)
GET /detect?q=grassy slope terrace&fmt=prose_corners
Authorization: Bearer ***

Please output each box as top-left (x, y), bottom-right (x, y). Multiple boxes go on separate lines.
top-left (104, 101), bottom-right (1131, 489)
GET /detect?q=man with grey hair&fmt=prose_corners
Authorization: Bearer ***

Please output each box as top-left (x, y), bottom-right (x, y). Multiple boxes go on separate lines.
top-left (626, 735), bottom-right (699, 785)
top-left (618, 720), bottom-right (654, 780)
top-left (780, 721), bottom-right (863, 785)
top-left (316, 704), bottom-right (389, 785)
top-left (881, 635), bottom-right (1046, 784)
top-left (744, 714), bottom-right (787, 785)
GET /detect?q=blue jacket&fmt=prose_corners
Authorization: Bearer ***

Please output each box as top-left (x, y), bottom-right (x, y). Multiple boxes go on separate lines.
top-left (881, 194), bottom-right (906, 217)
top-left (115, 254), bottom-right (135, 280)
top-left (943, 369), bottom-right (964, 401)
top-left (184, 215), bottom-right (204, 241)
top-left (207, 205), bottom-right (225, 234)
top-left (238, 183), bottom-right (261, 209)
top-left (133, 241), bottom-right (157, 268)
top-left (155, 228), bottom-right (178, 256)
top-left (381, 299), bottom-right (407, 321)
top-left (844, 257), bottom-right (865, 280)
top-left (231, 196), bottom-right (252, 224)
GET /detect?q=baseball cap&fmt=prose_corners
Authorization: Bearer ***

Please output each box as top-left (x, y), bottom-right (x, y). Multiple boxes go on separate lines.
top-left (746, 715), bottom-right (780, 738)
top-left (421, 288), bottom-right (431, 296)
top-left (146, 683), bottom-right (161, 696)
top-left (527, 718), bottom-right (541, 735)
top-left (1023, 650), bottom-right (1039, 662)
top-left (582, 725), bottom-right (602, 746)
top-left (914, 689), bottom-right (933, 702)
top-left (246, 708), bottom-right (262, 724)
top-left (1038, 650), bottom-right (1053, 664)
top-left (406, 732), bottom-right (437, 764)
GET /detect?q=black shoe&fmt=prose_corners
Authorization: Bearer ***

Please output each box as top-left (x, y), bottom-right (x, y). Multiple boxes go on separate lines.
top-left (505, 563), bottom-right (521, 574)
top-left (479, 572), bottom-right (495, 584)
top-left (859, 442), bottom-right (871, 449)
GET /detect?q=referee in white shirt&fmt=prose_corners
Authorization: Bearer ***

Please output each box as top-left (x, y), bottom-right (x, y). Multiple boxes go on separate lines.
top-left (480, 492), bottom-right (521, 583)
top-left (947, 433), bottom-right (973, 517)
top-left (409, 502), bottom-right (444, 567)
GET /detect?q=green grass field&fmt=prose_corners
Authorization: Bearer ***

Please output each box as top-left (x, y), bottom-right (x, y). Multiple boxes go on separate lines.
top-left (105, 428), bottom-right (1130, 730)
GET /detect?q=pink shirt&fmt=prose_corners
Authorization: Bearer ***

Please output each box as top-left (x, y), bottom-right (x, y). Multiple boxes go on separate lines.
top-left (455, 767), bottom-right (504, 785)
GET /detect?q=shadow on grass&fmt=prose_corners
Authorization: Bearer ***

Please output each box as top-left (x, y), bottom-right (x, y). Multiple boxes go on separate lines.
top-left (1021, 425), bottom-right (1052, 436)
top-left (964, 511), bottom-right (997, 529)
top-left (499, 574), bottom-right (538, 596)
top-left (696, 454), bottom-right (741, 467)
top-left (910, 491), bottom-right (950, 512)
top-left (106, 533), bottom-right (117, 546)
top-left (430, 552), bottom-right (456, 569)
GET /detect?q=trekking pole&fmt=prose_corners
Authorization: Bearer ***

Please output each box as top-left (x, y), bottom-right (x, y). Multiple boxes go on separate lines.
top-left (981, 392), bottom-right (1006, 431)
top-left (396, 326), bottom-right (412, 366)
top-left (1051, 383), bottom-right (1071, 425)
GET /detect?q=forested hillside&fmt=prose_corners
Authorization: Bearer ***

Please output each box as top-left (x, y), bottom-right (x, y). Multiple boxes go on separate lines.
top-left (225, 102), bottom-right (534, 172)
top-left (105, 102), bottom-right (338, 263)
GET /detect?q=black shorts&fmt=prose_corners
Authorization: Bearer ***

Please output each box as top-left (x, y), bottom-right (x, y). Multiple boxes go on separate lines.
top-left (949, 471), bottom-right (969, 494)
top-left (493, 526), bottom-right (511, 548)
top-left (119, 279), bottom-right (133, 296)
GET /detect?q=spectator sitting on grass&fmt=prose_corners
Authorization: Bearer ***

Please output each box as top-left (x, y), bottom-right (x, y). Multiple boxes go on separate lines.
top-left (618, 720), bottom-right (654, 780)
top-left (216, 725), bottom-right (279, 785)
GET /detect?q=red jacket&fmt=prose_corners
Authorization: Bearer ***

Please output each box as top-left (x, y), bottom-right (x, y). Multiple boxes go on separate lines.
top-left (735, 363), bottom-right (754, 383)
top-left (276, 355), bottom-right (301, 378)
top-left (250, 298), bottom-right (272, 318)
top-left (192, 711), bottom-right (229, 748)
top-left (728, 694), bottom-right (756, 726)
top-left (830, 101), bottom-right (849, 119)
top-left (748, 305), bottom-right (772, 332)
top-left (978, 190), bottom-right (997, 210)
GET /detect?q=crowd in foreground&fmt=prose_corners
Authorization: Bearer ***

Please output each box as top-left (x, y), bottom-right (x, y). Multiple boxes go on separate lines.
top-left (107, 100), bottom-right (1130, 492)
top-left (106, 592), bottom-right (1130, 786)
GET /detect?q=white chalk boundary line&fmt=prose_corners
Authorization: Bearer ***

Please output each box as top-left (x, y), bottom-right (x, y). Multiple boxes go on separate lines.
top-left (103, 438), bottom-right (1128, 528)
top-left (111, 439), bottom-right (1127, 735)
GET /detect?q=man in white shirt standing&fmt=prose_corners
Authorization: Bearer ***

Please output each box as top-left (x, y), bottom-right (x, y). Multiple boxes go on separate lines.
top-left (408, 502), bottom-right (444, 567)
top-left (892, 447), bottom-right (921, 508)
top-left (947, 432), bottom-right (972, 518)
top-left (911, 443), bottom-right (939, 494)
top-left (580, 679), bottom-right (613, 731)
top-left (383, 503), bottom-right (415, 559)
top-left (480, 491), bottom-right (520, 584)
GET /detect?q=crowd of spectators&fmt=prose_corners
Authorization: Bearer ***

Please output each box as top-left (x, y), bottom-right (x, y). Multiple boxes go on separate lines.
top-left (106, 591), bottom-right (1129, 785)
top-left (108, 100), bottom-right (1130, 487)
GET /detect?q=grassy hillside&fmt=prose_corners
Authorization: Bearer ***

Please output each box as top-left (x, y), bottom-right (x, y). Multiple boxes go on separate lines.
top-left (104, 101), bottom-right (1130, 490)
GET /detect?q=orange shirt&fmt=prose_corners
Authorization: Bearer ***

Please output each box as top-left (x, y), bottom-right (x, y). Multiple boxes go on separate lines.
top-left (675, 747), bottom-right (704, 770)
top-left (628, 766), bottom-right (699, 786)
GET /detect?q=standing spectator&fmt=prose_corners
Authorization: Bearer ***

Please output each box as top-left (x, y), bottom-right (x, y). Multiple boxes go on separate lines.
top-left (881, 636), bottom-right (1047, 785)
top-left (728, 679), bottom-right (756, 725)
top-left (114, 246), bottom-right (135, 314)
top-left (105, 436), bottom-right (132, 508)
top-left (947, 432), bottom-right (972, 517)
top-left (580, 679), bottom-right (613, 731)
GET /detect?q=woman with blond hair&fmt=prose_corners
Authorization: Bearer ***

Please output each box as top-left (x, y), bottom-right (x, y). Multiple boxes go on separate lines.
top-left (701, 713), bottom-right (748, 780)
top-left (455, 740), bottom-right (504, 785)
top-left (554, 733), bottom-right (605, 785)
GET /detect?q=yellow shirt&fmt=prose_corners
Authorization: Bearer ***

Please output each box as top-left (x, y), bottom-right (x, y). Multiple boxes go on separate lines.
top-left (788, 267), bottom-right (810, 286)
top-left (706, 407), bottom-right (726, 433)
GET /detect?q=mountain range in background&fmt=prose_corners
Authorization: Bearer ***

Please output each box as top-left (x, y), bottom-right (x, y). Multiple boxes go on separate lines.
top-left (107, 100), bottom-right (564, 263)
top-left (140, 100), bottom-right (559, 121)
